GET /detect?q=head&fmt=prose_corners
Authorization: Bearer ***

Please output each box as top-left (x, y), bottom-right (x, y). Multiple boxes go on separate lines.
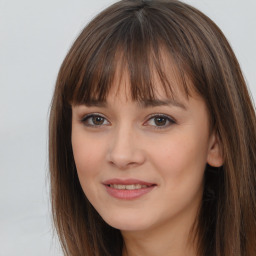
top-left (49, 1), bottom-right (256, 256)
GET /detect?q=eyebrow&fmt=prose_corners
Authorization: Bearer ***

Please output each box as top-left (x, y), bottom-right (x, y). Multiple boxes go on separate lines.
top-left (139, 99), bottom-right (187, 110)
top-left (82, 99), bottom-right (187, 110)
top-left (83, 100), bottom-right (108, 107)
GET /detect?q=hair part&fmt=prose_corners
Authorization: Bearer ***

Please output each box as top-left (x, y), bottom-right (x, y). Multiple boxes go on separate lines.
top-left (49, 0), bottom-right (256, 255)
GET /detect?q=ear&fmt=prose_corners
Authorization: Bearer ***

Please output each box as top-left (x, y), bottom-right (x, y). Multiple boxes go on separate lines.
top-left (207, 131), bottom-right (224, 167)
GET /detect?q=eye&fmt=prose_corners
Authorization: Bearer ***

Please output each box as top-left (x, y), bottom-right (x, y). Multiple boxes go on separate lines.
top-left (81, 114), bottom-right (110, 127)
top-left (144, 114), bottom-right (176, 129)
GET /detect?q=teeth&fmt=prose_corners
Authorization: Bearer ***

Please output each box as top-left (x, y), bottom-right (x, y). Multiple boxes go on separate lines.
top-left (109, 184), bottom-right (149, 190)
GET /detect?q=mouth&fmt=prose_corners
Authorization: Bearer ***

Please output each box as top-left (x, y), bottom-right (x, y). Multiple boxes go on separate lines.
top-left (108, 184), bottom-right (151, 190)
top-left (103, 179), bottom-right (156, 200)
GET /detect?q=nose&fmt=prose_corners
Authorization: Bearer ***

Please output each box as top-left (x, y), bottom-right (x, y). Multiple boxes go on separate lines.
top-left (106, 126), bottom-right (145, 169)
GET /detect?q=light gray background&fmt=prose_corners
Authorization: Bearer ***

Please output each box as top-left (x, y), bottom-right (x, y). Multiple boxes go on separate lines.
top-left (0, 0), bottom-right (255, 255)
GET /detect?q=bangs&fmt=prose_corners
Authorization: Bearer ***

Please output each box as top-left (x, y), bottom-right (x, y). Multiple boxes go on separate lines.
top-left (62, 1), bottom-right (196, 106)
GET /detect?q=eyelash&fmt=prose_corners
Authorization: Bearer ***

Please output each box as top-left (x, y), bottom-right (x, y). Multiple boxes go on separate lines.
top-left (80, 113), bottom-right (176, 129)
top-left (81, 114), bottom-right (110, 128)
top-left (144, 114), bottom-right (176, 129)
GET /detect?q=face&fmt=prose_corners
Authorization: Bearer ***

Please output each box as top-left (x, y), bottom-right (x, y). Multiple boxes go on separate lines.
top-left (71, 72), bottom-right (220, 233)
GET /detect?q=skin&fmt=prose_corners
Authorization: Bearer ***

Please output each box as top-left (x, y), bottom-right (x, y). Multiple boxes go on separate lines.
top-left (71, 69), bottom-right (223, 256)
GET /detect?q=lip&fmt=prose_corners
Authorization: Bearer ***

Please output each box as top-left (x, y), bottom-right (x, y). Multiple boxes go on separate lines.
top-left (103, 178), bottom-right (156, 200)
top-left (103, 178), bottom-right (155, 186)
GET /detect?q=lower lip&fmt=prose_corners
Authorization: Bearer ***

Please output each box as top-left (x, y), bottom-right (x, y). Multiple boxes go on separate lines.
top-left (104, 185), bottom-right (156, 200)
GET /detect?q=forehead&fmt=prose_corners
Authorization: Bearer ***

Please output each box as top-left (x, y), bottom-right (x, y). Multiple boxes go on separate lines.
top-left (68, 45), bottom-right (194, 107)
top-left (105, 51), bottom-right (192, 104)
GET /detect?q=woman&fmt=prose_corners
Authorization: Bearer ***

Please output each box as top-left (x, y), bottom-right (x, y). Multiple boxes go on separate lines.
top-left (49, 0), bottom-right (256, 255)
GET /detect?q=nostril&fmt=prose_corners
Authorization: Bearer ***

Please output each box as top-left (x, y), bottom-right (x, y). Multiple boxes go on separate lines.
top-left (106, 135), bottom-right (146, 168)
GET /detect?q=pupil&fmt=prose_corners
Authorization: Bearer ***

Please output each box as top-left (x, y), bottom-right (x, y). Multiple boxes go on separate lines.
top-left (93, 116), bottom-right (104, 125)
top-left (155, 117), bottom-right (166, 126)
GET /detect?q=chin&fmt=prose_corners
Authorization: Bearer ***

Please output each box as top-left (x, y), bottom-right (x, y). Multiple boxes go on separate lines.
top-left (100, 210), bottom-right (154, 232)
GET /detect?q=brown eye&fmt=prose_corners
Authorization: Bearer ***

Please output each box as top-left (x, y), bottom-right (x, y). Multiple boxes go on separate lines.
top-left (144, 114), bottom-right (176, 129)
top-left (154, 117), bottom-right (167, 126)
top-left (92, 116), bottom-right (105, 125)
top-left (81, 114), bottom-right (110, 127)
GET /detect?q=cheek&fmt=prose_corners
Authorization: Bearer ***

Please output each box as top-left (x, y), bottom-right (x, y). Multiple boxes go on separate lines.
top-left (72, 132), bottom-right (105, 180)
top-left (71, 132), bottom-right (108, 206)
top-left (148, 129), bottom-right (209, 185)
top-left (149, 132), bottom-right (208, 213)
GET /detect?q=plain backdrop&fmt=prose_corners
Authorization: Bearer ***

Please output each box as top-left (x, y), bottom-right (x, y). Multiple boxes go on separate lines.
top-left (0, 0), bottom-right (255, 255)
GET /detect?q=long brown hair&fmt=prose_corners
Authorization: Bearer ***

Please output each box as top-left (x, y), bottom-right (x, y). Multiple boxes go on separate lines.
top-left (49, 0), bottom-right (256, 255)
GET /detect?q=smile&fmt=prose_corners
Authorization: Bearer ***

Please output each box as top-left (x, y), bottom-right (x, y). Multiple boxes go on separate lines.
top-left (103, 179), bottom-right (156, 200)
top-left (108, 184), bottom-right (149, 190)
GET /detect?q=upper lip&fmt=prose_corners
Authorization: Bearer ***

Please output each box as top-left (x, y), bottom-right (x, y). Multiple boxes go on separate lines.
top-left (103, 178), bottom-right (156, 186)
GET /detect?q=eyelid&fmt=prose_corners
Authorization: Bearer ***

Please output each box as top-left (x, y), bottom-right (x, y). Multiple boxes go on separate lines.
top-left (143, 113), bottom-right (176, 129)
top-left (80, 113), bottom-right (110, 127)
top-left (79, 112), bottom-right (176, 129)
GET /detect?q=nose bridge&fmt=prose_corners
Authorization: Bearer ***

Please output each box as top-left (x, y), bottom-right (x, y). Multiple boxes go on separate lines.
top-left (106, 122), bottom-right (145, 168)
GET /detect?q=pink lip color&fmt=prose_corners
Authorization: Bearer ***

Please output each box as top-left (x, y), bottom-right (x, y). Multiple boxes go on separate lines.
top-left (103, 179), bottom-right (156, 200)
